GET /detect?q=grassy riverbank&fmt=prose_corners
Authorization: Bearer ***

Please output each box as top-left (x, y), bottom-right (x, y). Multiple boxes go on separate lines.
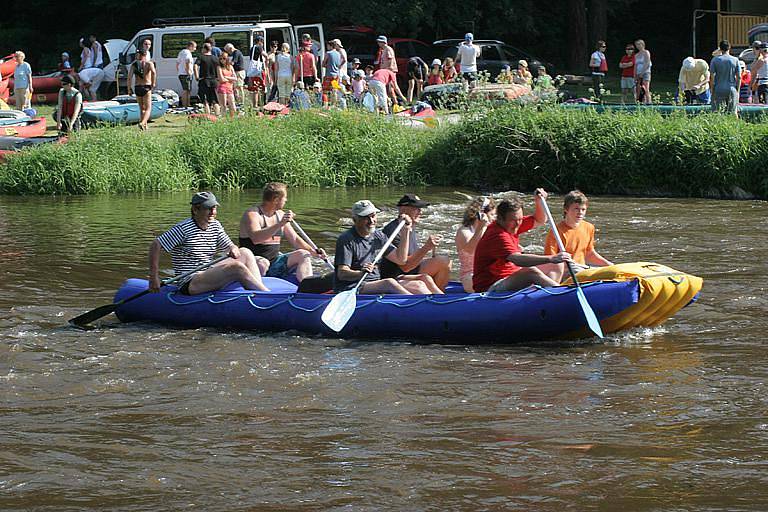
top-left (1, 106), bottom-right (766, 198)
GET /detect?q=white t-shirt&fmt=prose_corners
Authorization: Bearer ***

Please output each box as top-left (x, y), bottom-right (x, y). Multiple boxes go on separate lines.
top-left (457, 43), bottom-right (480, 73)
top-left (177, 48), bottom-right (194, 76)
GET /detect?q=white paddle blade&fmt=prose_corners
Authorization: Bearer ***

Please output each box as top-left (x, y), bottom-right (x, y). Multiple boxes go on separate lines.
top-left (576, 286), bottom-right (604, 338)
top-left (321, 289), bottom-right (357, 332)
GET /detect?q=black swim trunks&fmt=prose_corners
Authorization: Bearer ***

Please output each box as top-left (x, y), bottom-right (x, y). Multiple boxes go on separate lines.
top-left (198, 79), bottom-right (218, 104)
top-left (134, 84), bottom-right (152, 97)
top-left (178, 279), bottom-right (193, 295)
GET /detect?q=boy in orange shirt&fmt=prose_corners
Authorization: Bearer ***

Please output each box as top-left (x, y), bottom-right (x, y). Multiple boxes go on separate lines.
top-left (544, 190), bottom-right (613, 270)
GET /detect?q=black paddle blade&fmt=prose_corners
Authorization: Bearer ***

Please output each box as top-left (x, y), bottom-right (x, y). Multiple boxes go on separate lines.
top-left (68, 303), bottom-right (118, 329)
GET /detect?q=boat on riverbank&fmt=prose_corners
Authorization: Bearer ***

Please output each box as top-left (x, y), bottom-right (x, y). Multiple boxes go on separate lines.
top-left (0, 117), bottom-right (46, 137)
top-left (81, 96), bottom-right (169, 126)
top-left (112, 262), bottom-right (701, 343)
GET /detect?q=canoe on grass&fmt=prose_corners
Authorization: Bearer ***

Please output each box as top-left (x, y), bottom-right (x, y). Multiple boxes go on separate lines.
top-left (0, 117), bottom-right (46, 137)
top-left (0, 135), bottom-right (62, 150)
top-left (112, 262), bottom-right (702, 343)
top-left (81, 98), bottom-right (169, 126)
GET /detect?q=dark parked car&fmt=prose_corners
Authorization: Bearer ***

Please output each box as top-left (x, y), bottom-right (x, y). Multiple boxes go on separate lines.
top-left (432, 39), bottom-right (555, 81)
top-left (328, 27), bottom-right (433, 86)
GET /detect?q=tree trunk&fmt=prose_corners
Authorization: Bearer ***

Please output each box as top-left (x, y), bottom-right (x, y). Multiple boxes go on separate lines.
top-left (568, 0), bottom-right (588, 72)
top-left (588, 0), bottom-right (608, 45)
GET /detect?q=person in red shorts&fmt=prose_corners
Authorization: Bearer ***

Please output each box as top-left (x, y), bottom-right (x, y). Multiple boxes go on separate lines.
top-left (473, 189), bottom-right (571, 293)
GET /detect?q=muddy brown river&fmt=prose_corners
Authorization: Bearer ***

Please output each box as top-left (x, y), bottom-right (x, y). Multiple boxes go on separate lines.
top-left (0, 188), bottom-right (766, 510)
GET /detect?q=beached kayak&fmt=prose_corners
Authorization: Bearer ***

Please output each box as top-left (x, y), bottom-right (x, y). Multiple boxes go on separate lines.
top-left (0, 117), bottom-right (46, 137)
top-left (0, 135), bottom-right (62, 150)
top-left (81, 98), bottom-right (169, 126)
top-left (112, 262), bottom-right (701, 343)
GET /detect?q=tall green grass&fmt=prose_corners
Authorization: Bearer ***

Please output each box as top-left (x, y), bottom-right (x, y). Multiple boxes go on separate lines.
top-left (1, 106), bottom-right (766, 198)
top-left (416, 105), bottom-right (768, 198)
top-left (0, 128), bottom-right (194, 194)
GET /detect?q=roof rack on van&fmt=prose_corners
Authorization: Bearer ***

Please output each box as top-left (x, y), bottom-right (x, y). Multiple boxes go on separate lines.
top-left (152, 14), bottom-right (290, 27)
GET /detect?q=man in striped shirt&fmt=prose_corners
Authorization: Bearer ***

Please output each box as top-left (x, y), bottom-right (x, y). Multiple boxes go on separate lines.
top-left (149, 192), bottom-right (269, 295)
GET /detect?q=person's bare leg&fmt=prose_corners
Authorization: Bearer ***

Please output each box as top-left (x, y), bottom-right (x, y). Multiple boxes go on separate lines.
top-left (400, 279), bottom-right (430, 294)
top-left (140, 94), bottom-right (152, 129)
top-left (398, 274), bottom-right (443, 294)
top-left (252, 255), bottom-right (270, 276)
top-left (233, 248), bottom-right (261, 277)
top-left (420, 256), bottom-right (452, 290)
top-left (187, 260), bottom-right (268, 294)
top-left (216, 92), bottom-right (226, 116)
top-left (359, 278), bottom-right (411, 295)
top-left (537, 262), bottom-right (565, 283)
top-left (487, 267), bottom-right (559, 293)
top-left (460, 274), bottom-right (474, 293)
top-left (287, 250), bottom-right (313, 282)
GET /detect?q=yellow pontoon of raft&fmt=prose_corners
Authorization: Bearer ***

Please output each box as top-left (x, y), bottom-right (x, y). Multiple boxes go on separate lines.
top-left (565, 262), bottom-right (703, 335)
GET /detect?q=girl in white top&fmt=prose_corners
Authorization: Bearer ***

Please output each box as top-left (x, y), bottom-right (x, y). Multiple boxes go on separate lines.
top-left (274, 43), bottom-right (294, 105)
top-left (634, 39), bottom-right (652, 104)
top-left (78, 38), bottom-right (92, 71)
top-left (455, 197), bottom-right (496, 292)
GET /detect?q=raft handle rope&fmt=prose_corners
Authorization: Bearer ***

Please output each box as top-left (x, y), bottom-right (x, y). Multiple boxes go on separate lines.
top-left (165, 280), bottom-right (612, 312)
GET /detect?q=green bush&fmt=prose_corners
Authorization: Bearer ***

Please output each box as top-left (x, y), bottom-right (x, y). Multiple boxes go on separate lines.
top-left (417, 105), bottom-right (767, 198)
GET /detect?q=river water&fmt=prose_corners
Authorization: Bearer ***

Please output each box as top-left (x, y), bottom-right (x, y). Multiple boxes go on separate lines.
top-left (0, 187), bottom-right (766, 511)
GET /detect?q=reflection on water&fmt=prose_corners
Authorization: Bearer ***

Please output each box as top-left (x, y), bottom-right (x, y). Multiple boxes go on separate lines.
top-left (0, 188), bottom-right (766, 510)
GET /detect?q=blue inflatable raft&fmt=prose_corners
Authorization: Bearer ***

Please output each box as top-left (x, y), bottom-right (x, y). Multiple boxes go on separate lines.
top-left (113, 262), bottom-right (702, 343)
top-left (81, 97), bottom-right (169, 126)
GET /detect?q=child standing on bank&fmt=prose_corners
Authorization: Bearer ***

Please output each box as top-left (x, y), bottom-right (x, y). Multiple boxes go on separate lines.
top-left (544, 190), bottom-right (613, 271)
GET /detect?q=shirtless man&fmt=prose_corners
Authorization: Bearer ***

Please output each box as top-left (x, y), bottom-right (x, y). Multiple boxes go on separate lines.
top-left (238, 182), bottom-right (327, 282)
top-left (126, 48), bottom-right (156, 130)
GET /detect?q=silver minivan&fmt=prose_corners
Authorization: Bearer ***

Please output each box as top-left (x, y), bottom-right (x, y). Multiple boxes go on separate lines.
top-left (111, 15), bottom-right (324, 97)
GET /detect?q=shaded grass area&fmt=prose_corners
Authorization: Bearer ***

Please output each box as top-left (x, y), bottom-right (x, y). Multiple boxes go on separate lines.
top-left (1, 106), bottom-right (766, 198)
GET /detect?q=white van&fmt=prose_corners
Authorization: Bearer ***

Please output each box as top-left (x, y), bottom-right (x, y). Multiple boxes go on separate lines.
top-left (111, 15), bottom-right (324, 97)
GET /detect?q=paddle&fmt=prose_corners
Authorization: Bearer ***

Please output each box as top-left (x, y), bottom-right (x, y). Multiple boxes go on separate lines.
top-left (68, 254), bottom-right (230, 329)
top-left (539, 195), bottom-right (604, 339)
top-left (321, 219), bottom-right (406, 332)
top-left (291, 220), bottom-right (334, 271)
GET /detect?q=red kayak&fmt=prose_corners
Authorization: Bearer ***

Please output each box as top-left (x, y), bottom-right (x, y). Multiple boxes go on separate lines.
top-left (0, 56), bottom-right (16, 79)
top-left (8, 75), bottom-right (63, 93)
top-left (0, 78), bottom-right (9, 103)
top-left (31, 91), bottom-right (58, 104)
top-left (1, 117), bottom-right (47, 137)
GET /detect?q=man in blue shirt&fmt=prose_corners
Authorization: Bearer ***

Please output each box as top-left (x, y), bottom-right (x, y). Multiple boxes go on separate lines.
top-left (710, 40), bottom-right (741, 115)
